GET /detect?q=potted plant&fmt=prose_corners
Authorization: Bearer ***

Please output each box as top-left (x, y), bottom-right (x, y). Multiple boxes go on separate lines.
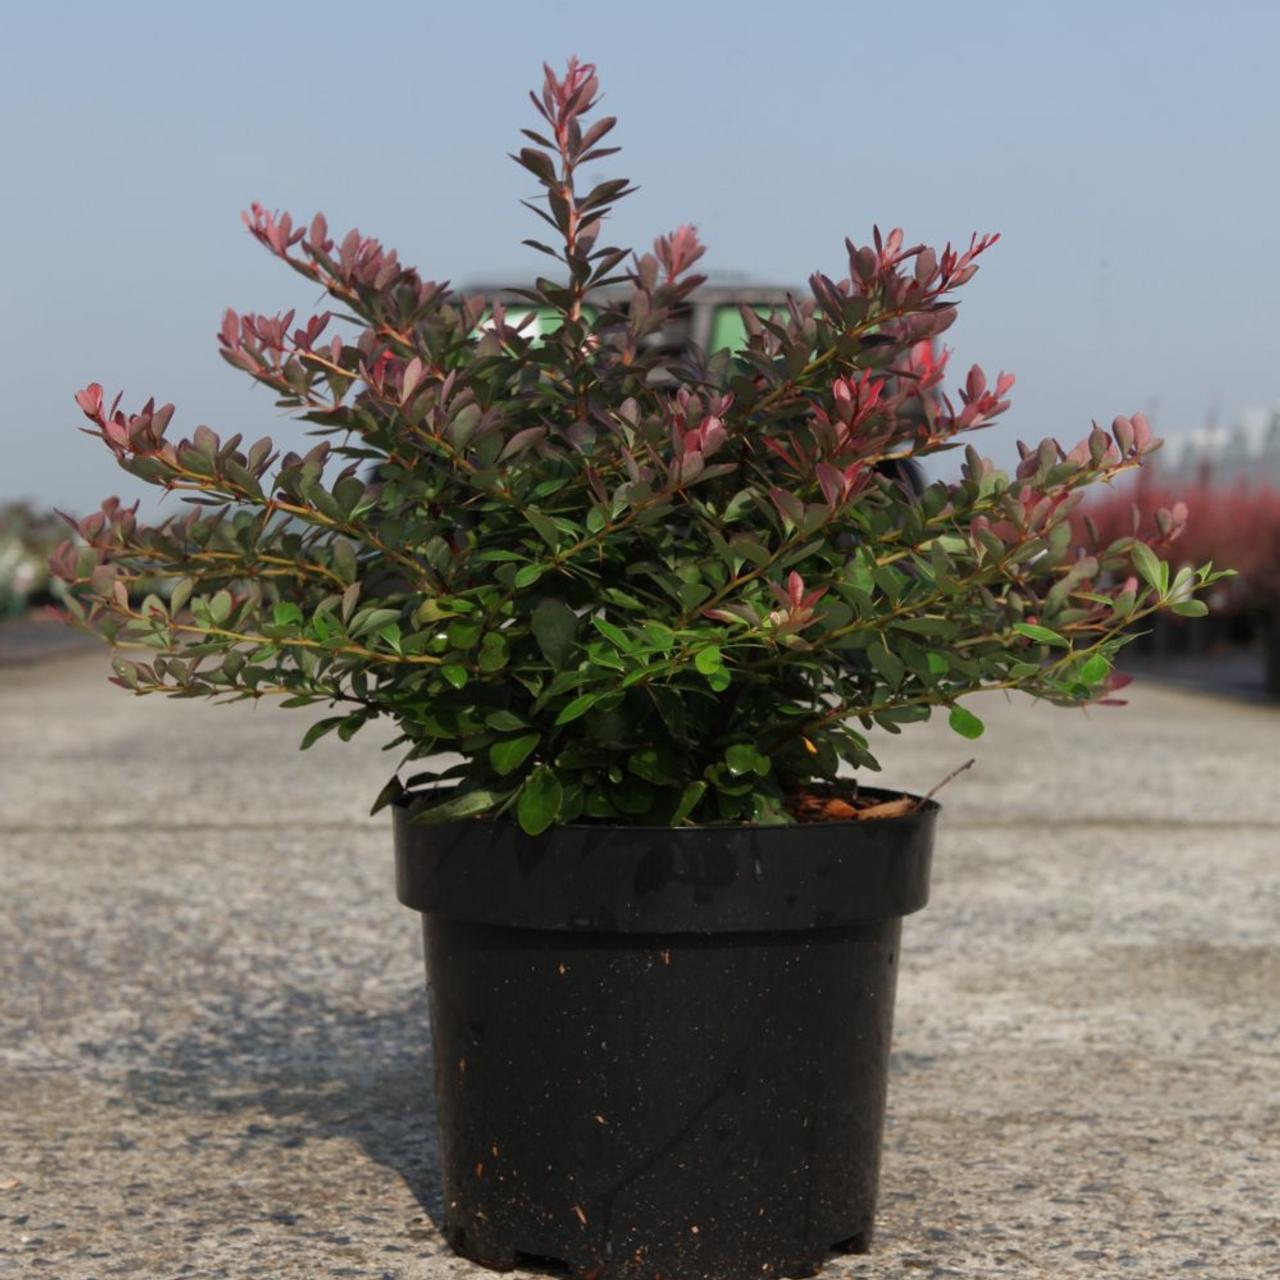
top-left (52, 58), bottom-right (1220, 1280)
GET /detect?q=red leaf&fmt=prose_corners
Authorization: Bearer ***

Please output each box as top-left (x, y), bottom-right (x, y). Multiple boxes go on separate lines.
top-left (75, 383), bottom-right (104, 419)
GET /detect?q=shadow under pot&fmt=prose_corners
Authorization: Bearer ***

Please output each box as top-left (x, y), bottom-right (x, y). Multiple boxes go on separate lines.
top-left (393, 788), bottom-right (936, 1280)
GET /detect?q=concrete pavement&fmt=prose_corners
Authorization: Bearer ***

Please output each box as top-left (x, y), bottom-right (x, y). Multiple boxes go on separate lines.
top-left (0, 616), bottom-right (98, 667)
top-left (1, 650), bottom-right (1277, 1278)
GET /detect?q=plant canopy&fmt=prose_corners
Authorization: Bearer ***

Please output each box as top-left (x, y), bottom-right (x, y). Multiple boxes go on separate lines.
top-left (52, 58), bottom-right (1224, 832)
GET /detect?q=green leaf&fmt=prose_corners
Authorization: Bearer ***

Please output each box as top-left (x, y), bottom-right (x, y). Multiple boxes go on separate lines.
top-left (531, 598), bottom-right (578, 669)
top-left (894, 617), bottom-right (954, 637)
top-left (705, 761), bottom-right (756, 797)
top-left (111, 658), bottom-right (139, 688)
top-left (694, 645), bottom-right (723, 675)
top-left (517, 767), bottom-right (563, 835)
top-left (223, 458), bottom-right (264, 499)
top-left (639, 623), bottom-right (672, 651)
top-left (671, 780), bottom-right (707, 825)
top-left (749, 792), bottom-right (789, 825)
top-left (299, 716), bottom-right (345, 750)
top-left (724, 743), bottom-right (766, 777)
top-left (866, 641), bottom-right (905, 687)
top-left (209, 590), bottom-right (233, 625)
top-left (485, 710), bottom-right (528, 732)
top-left (525, 508), bottom-right (562, 550)
top-left (490, 733), bottom-right (541, 776)
top-left (585, 641), bottom-right (625, 672)
top-left (139, 593), bottom-right (168, 623)
top-left (350, 607), bottom-right (402, 639)
top-left (1013, 622), bottom-right (1069, 647)
top-left (369, 775), bottom-right (405, 816)
top-left (333, 474), bottom-right (365, 517)
top-left (303, 478), bottom-right (345, 524)
top-left (447, 619), bottom-right (482, 649)
top-left (1079, 653), bottom-right (1111, 683)
top-left (948, 705), bottom-right (985, 740)
top-left (628, 748), bottom-right (679, 786)
top-left (473, 549), bottom-right (526, 563)
top-left (592, 616), bottom-right (633, 651)
top-left (677, 580), bottom-right (713, 612)
top-left (1131, 541), bottom-right (1164, 593)
top-left (554, 692), bottom-right (600, 725)
top-left (1169, 599), bottom-right (1209, 618)
top-left (513, 563), bottom-right (545, 589)
top-left (871, 565), bottom-right (904, 602)
top-left (413, 788), bottom-right (505, 825)
top-left (602, 587), bottom-right (645, 611)
top-left (336, 713), bottom-right (367, 742)
top-left (331, 540), bottom-right (358, 585)
top-left (379, 621), bottom-right (403, 653)
top-left (477, 631), bottom-right (509, 672)
top-left (723, 488), bottom-right (755, 523)
top-left (728, 534), bottom-right (772, 567)
top-left (442, 664), bottom-right (469, 690)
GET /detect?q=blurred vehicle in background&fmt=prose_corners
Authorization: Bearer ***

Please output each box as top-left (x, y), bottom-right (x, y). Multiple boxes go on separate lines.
top-left (470, 281), bottom-right (925, 496)
top-left (474, 280), bottom-right (798, 360)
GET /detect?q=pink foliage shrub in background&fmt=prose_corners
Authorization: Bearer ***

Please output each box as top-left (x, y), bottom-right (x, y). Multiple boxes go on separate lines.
top-left (1074, 479), bottom-right (1280, 616)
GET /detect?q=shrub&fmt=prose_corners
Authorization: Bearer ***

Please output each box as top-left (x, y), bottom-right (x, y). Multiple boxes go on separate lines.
top-left (51, 58), bottom-right (1223, 831)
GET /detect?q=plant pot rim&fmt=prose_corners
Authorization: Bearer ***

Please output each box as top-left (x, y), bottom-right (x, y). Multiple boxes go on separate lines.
top-left (394, 784), bottom-right (937, 934)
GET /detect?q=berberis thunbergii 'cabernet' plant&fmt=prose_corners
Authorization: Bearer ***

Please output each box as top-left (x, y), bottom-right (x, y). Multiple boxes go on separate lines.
top-left (53, 59), bottom-right (1222, 834)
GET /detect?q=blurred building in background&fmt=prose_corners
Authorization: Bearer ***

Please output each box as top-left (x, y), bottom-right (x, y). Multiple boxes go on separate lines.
top-left (1155, 405), bottom-right (1280, 488)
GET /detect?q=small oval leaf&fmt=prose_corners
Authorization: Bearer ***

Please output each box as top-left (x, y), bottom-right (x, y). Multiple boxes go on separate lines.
top-left (490, 733), bottom-right (540, 776)
top-left (948, 705), bottom-right (985, 740)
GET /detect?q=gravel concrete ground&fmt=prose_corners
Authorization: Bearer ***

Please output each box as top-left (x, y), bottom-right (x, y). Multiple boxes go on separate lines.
top-left (1, 651), bottom-right (1277, 1279)
top-left (0, 617), bottom-right (98, 667)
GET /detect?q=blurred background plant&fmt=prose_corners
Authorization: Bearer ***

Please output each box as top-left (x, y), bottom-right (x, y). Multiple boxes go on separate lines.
top-left (1073, 477), bottom-right (1280, 691)
top-left (0, 502), bottom-right (67, 617)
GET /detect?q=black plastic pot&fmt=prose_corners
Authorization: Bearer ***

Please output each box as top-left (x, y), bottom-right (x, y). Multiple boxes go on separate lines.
top-left (394, 788), bottom-right (936, 1280)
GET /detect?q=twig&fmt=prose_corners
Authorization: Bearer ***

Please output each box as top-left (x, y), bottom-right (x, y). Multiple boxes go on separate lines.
top-left (916, 757), bottom-right (976, 809)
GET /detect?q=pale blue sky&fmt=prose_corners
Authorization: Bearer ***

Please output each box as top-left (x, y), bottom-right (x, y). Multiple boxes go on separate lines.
top-left (4, 0), bottom-right (1278, 515)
